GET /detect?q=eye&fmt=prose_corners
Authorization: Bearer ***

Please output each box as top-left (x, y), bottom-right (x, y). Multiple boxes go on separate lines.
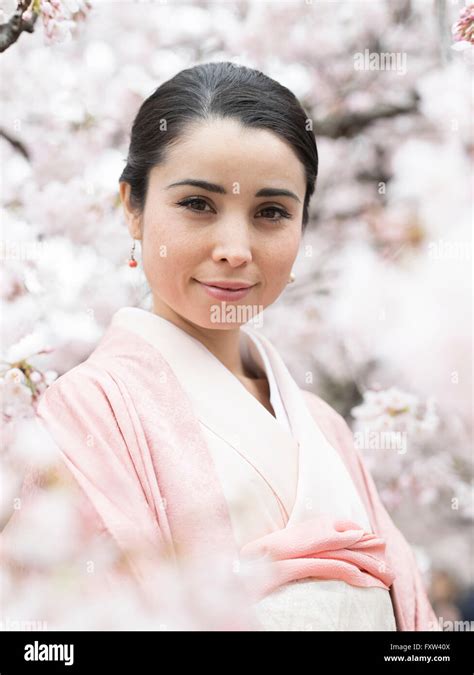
top-left (175, 197), bottom-right (215, 214)
top-left (256, 206), bottom-right (292, 223)
top-left (175, 198), bottom-right (292, 223)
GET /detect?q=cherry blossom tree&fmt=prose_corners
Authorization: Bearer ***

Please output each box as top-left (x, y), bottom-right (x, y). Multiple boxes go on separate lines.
top-left (1, 0), bottom-right (472, 628)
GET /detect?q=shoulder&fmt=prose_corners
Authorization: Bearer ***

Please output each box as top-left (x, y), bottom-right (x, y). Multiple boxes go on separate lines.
top-left (38, 361), bottom-right (93, 399)
top-left (300, 388), bottom-right (347, 428)
top-left (36, 359), bottom-right (117, 421)
top-left (35, 360), bottom-right (133, 471)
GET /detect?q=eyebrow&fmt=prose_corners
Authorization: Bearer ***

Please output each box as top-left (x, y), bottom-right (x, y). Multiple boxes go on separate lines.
top-left (166, 179), bottom-right (301, 203)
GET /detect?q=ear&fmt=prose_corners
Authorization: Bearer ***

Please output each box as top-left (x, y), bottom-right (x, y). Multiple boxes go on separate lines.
top-left (119, 181), bottom-right (143, 240)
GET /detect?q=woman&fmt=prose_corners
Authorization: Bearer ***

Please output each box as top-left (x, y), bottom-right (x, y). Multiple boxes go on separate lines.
top-left (32, 62), bottom-right (438, 631)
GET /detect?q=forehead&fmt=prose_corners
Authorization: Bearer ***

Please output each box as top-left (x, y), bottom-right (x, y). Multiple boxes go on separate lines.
top-left (149, 117), bottom-right (306, 193)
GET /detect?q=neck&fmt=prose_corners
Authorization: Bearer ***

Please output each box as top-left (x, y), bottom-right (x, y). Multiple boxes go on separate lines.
top-left (152, 300), bottom-right (256, 380)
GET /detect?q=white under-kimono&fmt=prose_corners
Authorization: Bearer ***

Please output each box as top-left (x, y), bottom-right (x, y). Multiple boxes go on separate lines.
top-left (110, 307), bottom-right (397, 631)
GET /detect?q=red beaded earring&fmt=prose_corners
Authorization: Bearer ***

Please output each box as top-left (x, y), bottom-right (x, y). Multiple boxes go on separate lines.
top-left (128, 240), bottom-right (138, 268)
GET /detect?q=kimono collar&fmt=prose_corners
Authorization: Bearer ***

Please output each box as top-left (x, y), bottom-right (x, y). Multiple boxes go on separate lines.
top-left (109, 307), bottom-right (372, 532)
top-left (110, 306), bottom-right (299, 523)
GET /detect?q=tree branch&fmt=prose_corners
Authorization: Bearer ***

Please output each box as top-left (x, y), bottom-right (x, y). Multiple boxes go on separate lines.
top-left (0, 0), bottom-right (39, 54)
top-left (314, 93), bottom-right (420, 139)
top-left (0, 127), bottom-right (30, 159)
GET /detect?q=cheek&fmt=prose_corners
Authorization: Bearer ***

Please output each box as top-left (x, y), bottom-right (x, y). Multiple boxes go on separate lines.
top-left (256, 234), bottom-right (300, 303)
top-left (141, 221), bottom-right (200, 289)
top-left (260, 233), bottom-right (299, 277)
top-left (141, 226), bottom-right (170, 286)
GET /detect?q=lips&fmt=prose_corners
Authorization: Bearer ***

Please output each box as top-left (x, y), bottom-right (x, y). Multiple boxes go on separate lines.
top-left (194, 279), bottom-right (256, 301)
top-left (198, 280), bottom-right (254, 290)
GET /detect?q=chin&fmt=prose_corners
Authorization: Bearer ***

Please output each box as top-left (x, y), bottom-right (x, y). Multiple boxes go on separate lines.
top-left (190, 312), bottom-right (243, 330)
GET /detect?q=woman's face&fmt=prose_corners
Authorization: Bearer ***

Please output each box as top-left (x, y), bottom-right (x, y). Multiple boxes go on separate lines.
top-left (121, 117), bottom-right (306, 329)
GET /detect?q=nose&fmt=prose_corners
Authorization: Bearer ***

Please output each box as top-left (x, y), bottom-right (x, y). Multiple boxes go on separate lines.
top-left (210, 221), bottom-right (253, 267)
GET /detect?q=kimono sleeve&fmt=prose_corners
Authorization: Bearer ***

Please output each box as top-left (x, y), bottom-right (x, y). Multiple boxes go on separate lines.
top-left (34, 365), bottom-right (167, 570)
top-left (2, 366), bottom-right (258, 630)
top-left (1, 365), bottom-right (167, 617)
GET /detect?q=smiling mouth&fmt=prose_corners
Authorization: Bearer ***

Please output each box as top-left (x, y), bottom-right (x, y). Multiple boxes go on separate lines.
top-left (194, 280), bottom-right (255, 290)
top-left (193, 279), bottom-right (256, 300)
top-left (203, 284), bottom-right (251, 291)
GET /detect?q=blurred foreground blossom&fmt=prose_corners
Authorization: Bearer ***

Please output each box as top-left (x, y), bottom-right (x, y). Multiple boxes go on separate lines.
top-left (1, 401), bottom-right (263, 630)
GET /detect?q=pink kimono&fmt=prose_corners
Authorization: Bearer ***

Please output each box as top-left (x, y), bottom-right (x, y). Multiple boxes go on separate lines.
top-left (5, 308), bottom-right (439, 631)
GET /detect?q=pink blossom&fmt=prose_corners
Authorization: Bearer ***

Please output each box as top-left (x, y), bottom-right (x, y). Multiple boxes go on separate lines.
top-left (452, 3), bottom-right (474, 45)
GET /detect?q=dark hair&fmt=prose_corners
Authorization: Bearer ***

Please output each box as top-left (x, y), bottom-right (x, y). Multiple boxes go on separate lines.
top-left (119, 61), bottom-right (318, 230)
